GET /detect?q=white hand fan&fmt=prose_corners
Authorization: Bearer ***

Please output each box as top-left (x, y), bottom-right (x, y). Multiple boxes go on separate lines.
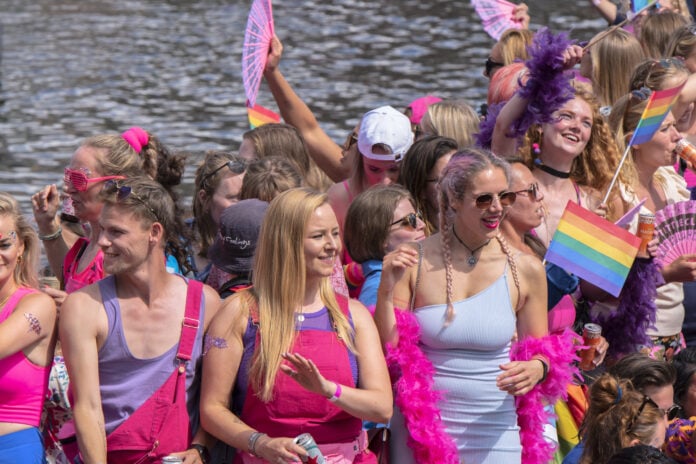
top-left (654, 200), bottom-right (696, 267)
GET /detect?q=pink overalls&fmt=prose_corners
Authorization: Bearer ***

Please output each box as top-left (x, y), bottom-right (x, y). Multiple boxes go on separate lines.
top-left (101, 280), bottom-right (202, 464)
top-left (236, 295), bottom-right (374, 464)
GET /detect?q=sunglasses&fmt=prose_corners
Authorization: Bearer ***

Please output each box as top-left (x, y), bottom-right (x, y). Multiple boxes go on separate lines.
top-left (343, 132), bottom-right (358, 151)
top-left (390, 211), bottom-right (424, 230)
top-left (484, 57), bottom-right (504, 78)
top-left (103, 180), bottom-right (159, 222)
top-left (513, 183), bottom-right (542, 201)
top-left (201, 159), bottom-right (246, 186)
top-left (64, 168), bottom-right (125, 192)
top-left (473, 191), bottom-right (516, 209)
top-left (628, 396), bottom-right (681, 433)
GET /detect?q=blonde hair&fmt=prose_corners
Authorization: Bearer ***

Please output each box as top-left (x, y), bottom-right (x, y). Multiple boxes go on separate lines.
top-left (590, 28), bottom-right (645, 107)
top-left (0, 193), bottom-right (39, 289)
top-left (419, 100), bottom-right (479, 148)
top-left (497, 28), bottom-right (534, 65)
top-left (640, 11), bottom-right (689, 59)
top-left (250, 188), bottom-right (356, 401)
top-left (666, 23), bottom-right (696, 59)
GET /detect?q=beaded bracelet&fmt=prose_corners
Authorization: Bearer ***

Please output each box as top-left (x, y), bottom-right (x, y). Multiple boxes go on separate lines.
top-left (248, 431), bottom-right (266, 457)
top-left (38, 226), bottom-right (62, 242)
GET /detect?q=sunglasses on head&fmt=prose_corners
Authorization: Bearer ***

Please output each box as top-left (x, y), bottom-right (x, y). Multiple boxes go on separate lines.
top-left (201, 159), bottom-right (246, 186)
top-left (473, 191), bottom-right (516, 209)
top-left (514, 183), bottom-right (542, 201)
top-left (484, 57), bottom-right (504, 77)
top-left (64, 168), bottom-right (125, 192)
top-left (390, 211), bottom-right (423, 230)
top-left (627, 396), bottom-right (681, 433)
top-left (343, 132), bottom-right (358, 151)
top-left (103, 180), bottom-right (159, 221)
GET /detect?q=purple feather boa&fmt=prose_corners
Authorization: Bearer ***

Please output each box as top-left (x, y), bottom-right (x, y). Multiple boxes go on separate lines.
top-left (510, 329), bottom-right (582, 464)
top-left (476, 101), bottom-right (504, 149)
top-left (476, 28), bottom-right (575, 150)
top-left (385, 308), bottom-right (459, 464)
top-left (590, 258), bottom-right (660, 358)
top-left (386, 308), bottom-right (580, 464)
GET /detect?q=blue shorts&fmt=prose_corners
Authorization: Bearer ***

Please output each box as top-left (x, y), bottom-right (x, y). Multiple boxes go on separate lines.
top-left (0, 427), bottom-right (45, 463)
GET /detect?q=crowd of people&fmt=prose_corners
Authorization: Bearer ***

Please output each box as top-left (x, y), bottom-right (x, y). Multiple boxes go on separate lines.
top-left (6, 0), bottom-right (696, 463)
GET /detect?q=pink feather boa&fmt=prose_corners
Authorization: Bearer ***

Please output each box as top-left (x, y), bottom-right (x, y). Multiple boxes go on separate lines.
top-left (386, 308), bottom-right (581, 464)
top-left (510, 329), bottom-right (582, 464)
top-left (385, 308), bottom-right (459, 463)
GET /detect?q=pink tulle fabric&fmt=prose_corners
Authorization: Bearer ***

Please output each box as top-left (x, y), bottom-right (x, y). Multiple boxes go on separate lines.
top-left (510, 329), bottom-right (582, 464)
top-left (121, 126), bottom-right (149, 153)
top-left (385, 308), bottom-right (459, 464)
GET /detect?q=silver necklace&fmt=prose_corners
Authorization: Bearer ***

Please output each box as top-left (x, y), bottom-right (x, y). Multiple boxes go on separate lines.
top-left (452, 227), bottom-right (490, 266)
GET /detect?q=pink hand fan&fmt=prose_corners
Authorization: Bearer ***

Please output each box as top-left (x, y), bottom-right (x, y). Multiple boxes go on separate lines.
top-left (471, 0), bottom-right (523, 41)
top-left (242, 0), bottom-right (275, 108)
top-left (654, 200), bottom-right (696, 267)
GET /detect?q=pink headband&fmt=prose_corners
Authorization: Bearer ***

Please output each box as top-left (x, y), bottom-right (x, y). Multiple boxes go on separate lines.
top-left (121, 127), bottom-right (149, 153)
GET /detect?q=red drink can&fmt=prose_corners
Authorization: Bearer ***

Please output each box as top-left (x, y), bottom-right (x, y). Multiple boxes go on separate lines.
top-left (637, 213), bottom-right (655, 255)
top-left (676, 139), bottom-right (696, 165)
top-left (294, 433), bottom-right (325, 464)
top-left (579, 323), bottom-right (602, 370)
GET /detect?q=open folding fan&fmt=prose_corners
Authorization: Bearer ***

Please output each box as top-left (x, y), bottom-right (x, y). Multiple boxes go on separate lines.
top-left (242, 0), bottom-right (275, 108)
top-left (654, 200), bottom-right (696, 267)
top-left (471, 0), bottom-right (523, 41)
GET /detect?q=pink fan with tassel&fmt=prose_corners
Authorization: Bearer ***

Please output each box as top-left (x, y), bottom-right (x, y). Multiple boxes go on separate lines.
top-left (654, 200), bottom-right (696, 267)
top-left (242, 0), bottom-right (275, 108)
top-left (471, 0), bottom-right (524, 41)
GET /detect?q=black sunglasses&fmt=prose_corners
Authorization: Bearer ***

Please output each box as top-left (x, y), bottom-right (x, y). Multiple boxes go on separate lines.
top-left (628, 396), bottom-right (681, 433)
top-left (104, 180), bottom-right (159, 222)
top-left (473, 191), bottom-right (516, 209)
top-left (513, 183), bottom-right (542, 201)
top-left (484, 57), bottom-right (504, 78)
top-left (343, 132), bottom-right (358, 151)
top-left (390, 211), bottom-right (423, 230)
top-left (202, 159), bottom-right (246, 186)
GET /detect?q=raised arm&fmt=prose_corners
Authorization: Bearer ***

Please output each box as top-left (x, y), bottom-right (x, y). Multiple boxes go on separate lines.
top-left (31, 184), bottom-right (70, 278)
top-left (263, 36), bottom-right (349, 182)
top-left (586, 0), bottom-right (618, 24)
top-left (60, 289), bottom-right (108, 464)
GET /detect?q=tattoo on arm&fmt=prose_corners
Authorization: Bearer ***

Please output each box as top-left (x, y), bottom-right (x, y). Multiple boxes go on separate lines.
top-left (203, 334), bottom-right (228, 355)
top-left (24, 312), bottom-right (42, 335)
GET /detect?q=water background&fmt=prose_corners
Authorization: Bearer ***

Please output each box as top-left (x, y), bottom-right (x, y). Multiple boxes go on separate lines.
top-left (0, 0), bottom-right (606, 212)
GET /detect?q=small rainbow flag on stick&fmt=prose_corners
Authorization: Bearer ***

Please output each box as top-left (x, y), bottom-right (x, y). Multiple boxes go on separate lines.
top-left (247, 103), bottom-right (281, 129)
top-left (544, 201), bottom-right (641, 297)
top-left (629, 84), bottom-right (685, 146)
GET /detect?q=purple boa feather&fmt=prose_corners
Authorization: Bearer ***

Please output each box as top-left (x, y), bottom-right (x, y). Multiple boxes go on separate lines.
top-left (590, 258), bottom-right (659, 358)
top-left (476, 102), bottom-right (504, 149)
top-left (476, 28), bottom-right (576, 150)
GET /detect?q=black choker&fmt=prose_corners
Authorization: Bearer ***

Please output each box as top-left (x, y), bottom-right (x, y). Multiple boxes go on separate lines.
top-left (452, 227), bottom-right (490, 266)
top-left (534, 159), bottom-right (571, 179)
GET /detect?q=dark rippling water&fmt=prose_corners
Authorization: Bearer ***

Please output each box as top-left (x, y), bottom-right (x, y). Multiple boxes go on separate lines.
top-left (0, 0), bottom-right (606, 211)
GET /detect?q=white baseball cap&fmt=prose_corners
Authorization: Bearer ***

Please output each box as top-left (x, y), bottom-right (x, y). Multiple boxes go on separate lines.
top-left (357, 105), bottom-right (414, 162)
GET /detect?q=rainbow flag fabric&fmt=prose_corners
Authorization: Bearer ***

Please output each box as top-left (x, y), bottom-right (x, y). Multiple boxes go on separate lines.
top-left (629, 83), bottom-right (685, 146)
top-left (544, 201), bottom-right (641, 297)
top-left (247, 103), bottom-right (281, 129)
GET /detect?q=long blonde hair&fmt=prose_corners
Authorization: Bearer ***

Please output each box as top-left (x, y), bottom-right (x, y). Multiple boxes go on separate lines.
top-left (250, 188), bottom-right (356, 401)
top-left (0, 193), bottom-right (39, 289)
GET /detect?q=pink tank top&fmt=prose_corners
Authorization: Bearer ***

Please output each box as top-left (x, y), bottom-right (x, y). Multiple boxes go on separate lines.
top-left (63, 237), bottom-right (104, 293)
top-left (0, 287), bottom-right (51, 426)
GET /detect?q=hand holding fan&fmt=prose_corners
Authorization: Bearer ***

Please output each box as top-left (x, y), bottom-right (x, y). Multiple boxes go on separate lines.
top-left (242, 0), bottom-right (274, 108)
top-left (471, 0), bottom-right (524, 41)
top-left (654, 200), bottom-right (696, 267)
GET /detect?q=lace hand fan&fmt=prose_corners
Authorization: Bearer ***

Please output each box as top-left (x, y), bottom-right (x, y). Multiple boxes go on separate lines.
top-left (654, 200), bottom-right (696, 267)
top-left (471, 0), bottom-right (523, 41)
top-left (242, 0), bottom-right (275, 108)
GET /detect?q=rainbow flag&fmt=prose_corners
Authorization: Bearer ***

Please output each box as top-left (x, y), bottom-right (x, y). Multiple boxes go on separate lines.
top-left (544, 201), bottom-right (641, 297)
top-left (247, 103), bottom-right (281, 129)
top-left (630, 0), bottom-right (656, 13)
top-left (629, 83), bottom-right (685, 146)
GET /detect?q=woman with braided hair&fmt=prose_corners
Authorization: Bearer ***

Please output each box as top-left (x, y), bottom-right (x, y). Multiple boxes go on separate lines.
top-left (374, 148), bottom-right (578, 463)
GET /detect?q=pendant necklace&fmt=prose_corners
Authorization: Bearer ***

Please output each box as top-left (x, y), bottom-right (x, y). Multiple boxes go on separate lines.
top-left (452, 227), bottom-right (490, 266)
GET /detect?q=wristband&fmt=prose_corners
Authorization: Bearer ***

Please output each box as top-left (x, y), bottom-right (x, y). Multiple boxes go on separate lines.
top-left (248, 431), bottom-right (265, 457)
top-left (38, 226), bottom-right (62, 241)
top-left (535, 358), bottom-right (549, 384)
top-left (191, 443), bottom-right (210, 464)
top-left (329, 382), bottom-right (342, 403)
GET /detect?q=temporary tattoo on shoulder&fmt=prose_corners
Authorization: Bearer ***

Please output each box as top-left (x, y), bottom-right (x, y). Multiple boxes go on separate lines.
top-left (24, 312), bottom-right (41, 335)
top-left (203, 334), bottom-right (228, 355)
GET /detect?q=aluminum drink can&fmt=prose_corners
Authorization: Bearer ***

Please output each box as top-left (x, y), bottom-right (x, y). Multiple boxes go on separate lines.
top-left (579, 323), bottom-right (602, 371)
top-left (161, 457), bottom-right (184, 464)
top-left (637, 213), bottom-right (655, 255)
top-left (676, 138), bottom-right (696, 165)
top-left (294, 433), bottom-right (326, 464)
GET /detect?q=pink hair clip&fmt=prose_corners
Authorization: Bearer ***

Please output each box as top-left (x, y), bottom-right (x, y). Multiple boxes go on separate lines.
top-left (532, 143), bottom-right (541, 154)
top-left (121, 127), bottom-right (149, 154)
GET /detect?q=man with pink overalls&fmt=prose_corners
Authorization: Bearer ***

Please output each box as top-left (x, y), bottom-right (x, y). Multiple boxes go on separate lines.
top-left (60, 177), bottom-right (220, 464)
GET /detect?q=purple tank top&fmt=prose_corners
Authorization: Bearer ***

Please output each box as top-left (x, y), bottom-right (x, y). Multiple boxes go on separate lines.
top-left (97, 276), bottom-right (205, 435)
